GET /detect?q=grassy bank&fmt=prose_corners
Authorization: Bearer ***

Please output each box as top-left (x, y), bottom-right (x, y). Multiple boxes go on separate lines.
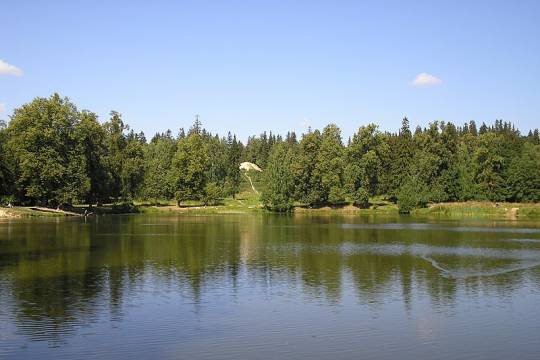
top-left (130, 198), bottom-right (540, 219)
top-left (0, 203), bottom-right (140, 218)
top-left (0, 207), bottom-right (70, 218)
top-left (413, 201), bottom-right (540, 219)
top-left (136, 197), bottom-right (540, 219)
top-left (2, 197), bottom-right (539, 219)
top-left (136, 188), bottom-right (263, 215)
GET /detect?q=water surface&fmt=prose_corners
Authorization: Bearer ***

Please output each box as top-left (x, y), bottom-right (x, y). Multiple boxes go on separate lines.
top-left (1, 214), bottom-right (540, 359)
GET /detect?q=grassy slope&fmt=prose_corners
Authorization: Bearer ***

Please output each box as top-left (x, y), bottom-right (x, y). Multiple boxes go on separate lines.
top-left (137, 171), bottom-right (264, 214)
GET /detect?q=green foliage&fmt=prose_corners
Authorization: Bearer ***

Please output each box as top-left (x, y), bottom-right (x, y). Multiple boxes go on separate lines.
top-left (314, 124), bottom-right (345, 205)
top-left (261, 143), bottom-right (295, 212)
top-left (292, 129), bottom-right (323, 206)
top-left (474, 132), bottom-right (506, 200)
top-left (345, 124), bottom-right (388, 200)
top-left (77, 111), bottom-right (110, 204)
top-left (352, 187), bottom-right (370, 208)
top-left (397, 176), bottom-right (429, 214)
top-left (243, 131), bottom-right (278, 169)
top-left (224, 133), bottom-right (243, 197)
top-left (142, 131), bottom-right (177, 201)
top-left (5, 94), bottom-right (89, 205)
top-left (1, 94), bottom-right (539, 210)
top-left (202, 182), bottom-right (222, 206)
top-left (386, 117), bottom-right (414, 198)
top-left (455, 136), bottom-right (480, 200)
top-left (102, 112), bottom-right (146, 201)
top-left (120, 131), bottom-right (146, 199)
top-left (172, 124), bottom-right (209, 203)
top-left (103, 111), bottom-right (128, 199)
top-left (506, 142), bottom-right (540, 201)
top-left (111, 201), bottom-right (139, 213)
top-left (0, 120), bottom-right (11, 197)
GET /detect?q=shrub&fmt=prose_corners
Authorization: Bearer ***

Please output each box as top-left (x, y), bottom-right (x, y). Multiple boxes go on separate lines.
top-left (111, 202), bottom-right (138, 213)
top-left (353, 187), bottom-right (370, 208)
top-left (202, 182), bottom-right (222, 206)
top-left (397, 177), bottom-right (428, 213)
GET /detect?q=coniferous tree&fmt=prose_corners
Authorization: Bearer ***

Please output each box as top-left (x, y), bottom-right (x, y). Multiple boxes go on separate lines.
top-left (387, 117), bottom-right (414, 198)
top-left (224, 133), bottom-right (243, 197)
top-left (261, 142), bottom-right (295, 211)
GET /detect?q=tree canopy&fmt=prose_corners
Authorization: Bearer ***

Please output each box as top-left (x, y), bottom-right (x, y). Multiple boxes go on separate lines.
top-left (1, 94), bottom-right (539, 213)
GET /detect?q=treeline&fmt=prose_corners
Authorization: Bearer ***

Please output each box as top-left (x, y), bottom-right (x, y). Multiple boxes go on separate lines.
top-left (0, 94), bottom-right (243, 207)
top-left (262, 118), bottom-right (540, 212)
top-left (0, 94), bottom-right (539, 212)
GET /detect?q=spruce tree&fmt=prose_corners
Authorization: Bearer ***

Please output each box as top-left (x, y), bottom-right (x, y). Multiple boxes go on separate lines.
top-left (261, 142), bottom-right (295, 212)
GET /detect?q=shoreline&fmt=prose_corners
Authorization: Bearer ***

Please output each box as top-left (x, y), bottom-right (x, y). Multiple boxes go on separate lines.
top-left (2, 201), bottom-right (539, 219)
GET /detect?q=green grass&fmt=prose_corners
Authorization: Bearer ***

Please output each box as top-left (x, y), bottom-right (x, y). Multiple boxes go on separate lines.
top-left (137, 174), bottom-right (264, 214)
top-left (136, 198), bottom-right (540, 219)
top-left (413, 201), bottom-right (540, 219)
top-left (4, 188), bottom-right (539, 219)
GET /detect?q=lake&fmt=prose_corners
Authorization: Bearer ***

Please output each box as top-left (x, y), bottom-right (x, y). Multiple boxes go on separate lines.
top-left (1, 213), bottom-right (540, 359)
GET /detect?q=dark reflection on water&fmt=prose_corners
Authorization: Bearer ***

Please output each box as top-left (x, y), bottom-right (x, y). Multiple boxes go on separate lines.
top-left (1, 214), bottom-right (540, 359)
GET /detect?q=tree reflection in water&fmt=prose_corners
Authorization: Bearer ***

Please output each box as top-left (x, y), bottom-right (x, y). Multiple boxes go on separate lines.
top-left (1, 214), bottom-right (540, 347)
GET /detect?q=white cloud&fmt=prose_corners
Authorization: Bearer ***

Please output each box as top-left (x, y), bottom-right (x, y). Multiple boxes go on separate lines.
top-left (411, 72), bottom-right (442, 87)
top-left (0, 103), bottom-right (5, 115)
top-left (0, 59), bottom-right (23, 76)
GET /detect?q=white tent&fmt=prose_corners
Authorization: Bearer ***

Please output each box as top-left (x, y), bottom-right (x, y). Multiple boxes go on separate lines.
top-left (239, 162), bottom-right (262, 172)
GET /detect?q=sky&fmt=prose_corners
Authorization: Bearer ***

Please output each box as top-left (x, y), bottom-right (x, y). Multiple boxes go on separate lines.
top-left (1, 0), bottom-right (539, 140)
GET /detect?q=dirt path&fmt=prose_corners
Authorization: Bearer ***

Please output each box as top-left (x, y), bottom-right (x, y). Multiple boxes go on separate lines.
top-left (243, 173), bottom-right (259, 194)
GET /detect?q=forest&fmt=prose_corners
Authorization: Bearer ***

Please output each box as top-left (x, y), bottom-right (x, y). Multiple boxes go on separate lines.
top-left (0, 94), bottom-right (539, 213)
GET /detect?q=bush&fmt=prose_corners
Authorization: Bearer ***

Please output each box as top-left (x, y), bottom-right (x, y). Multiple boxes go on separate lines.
top-left (397, 177), bottom-right (428, 214)
top-left (352, 187), bottom-right (370, 208)
top-left (328, 186), bottom-right (346, 205)
top-left (0, 195), bottom-right (16, 207)
top-left (111, 202), bottom-right (138, 213)
top-left (202, 182), bottom-right (222, 206)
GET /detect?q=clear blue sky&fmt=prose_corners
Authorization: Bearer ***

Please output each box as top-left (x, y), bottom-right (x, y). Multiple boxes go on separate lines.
top-left (1, 0), bottom-right (539, 140)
